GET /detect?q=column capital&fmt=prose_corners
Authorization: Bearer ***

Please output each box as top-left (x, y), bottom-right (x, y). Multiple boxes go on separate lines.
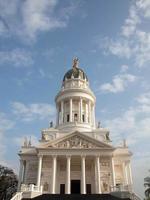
top-left (95, 154), bottom-right (101, 159)
top-left (52, 155), bottom-right (57, 159)
top-left (81, 154), bottom-right (86, 159)
top-left (38, 154), bottom-right (43, 158)
top-left (66, 155), bottom-right (71, 159)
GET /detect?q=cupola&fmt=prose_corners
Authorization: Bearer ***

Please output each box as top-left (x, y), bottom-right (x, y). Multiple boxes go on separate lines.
top-left (55, 58), bottom-right (96, 132)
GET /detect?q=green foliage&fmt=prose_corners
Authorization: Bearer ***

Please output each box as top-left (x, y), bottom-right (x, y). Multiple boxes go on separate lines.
top-left (144, 171), bottom-right (150, 200)
top-left (0, 165), bottom-right (18, 200)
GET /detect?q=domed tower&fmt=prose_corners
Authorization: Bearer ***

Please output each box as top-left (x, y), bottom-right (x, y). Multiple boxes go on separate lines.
top-left (55, 58), bottom-right (96, 132)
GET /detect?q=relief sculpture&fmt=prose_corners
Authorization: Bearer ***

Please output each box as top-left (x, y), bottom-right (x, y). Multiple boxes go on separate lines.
top-left (54, 136), bottom-right (97, 148)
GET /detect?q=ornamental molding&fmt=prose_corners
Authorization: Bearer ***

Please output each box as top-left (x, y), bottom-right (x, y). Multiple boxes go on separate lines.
top-left (52, 135), bottom-right (97, 149)
top-left (41, 131), bottom-right (114, 149)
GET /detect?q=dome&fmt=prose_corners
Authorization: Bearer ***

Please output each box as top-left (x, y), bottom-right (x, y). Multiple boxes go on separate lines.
top-left (63, 67), bottom-right (88, 82)
top-left (63, 58), bottom-right (88, 82)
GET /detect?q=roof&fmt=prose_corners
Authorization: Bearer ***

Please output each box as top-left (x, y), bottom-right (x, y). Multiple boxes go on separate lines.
top-left (63, 67), bottom-right (88, 82)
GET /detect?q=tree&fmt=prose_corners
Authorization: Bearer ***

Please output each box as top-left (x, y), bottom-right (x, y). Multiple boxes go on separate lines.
top-left (0, 165), bottom-right (18, 200)
top-left (144, 170), bottom-right (150, 200)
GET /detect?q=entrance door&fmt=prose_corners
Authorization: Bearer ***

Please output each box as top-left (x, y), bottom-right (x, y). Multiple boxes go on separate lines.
top-left (86, 184), bottom-right (91, 194)
top-left (71, 180), bottom-right (81, 194)
top-left (60, 184), bottom-right (65, 194)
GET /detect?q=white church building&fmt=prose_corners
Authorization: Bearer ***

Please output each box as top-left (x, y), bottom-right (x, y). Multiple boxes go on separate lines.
top-left (16, 58), bottom-right (134, 199)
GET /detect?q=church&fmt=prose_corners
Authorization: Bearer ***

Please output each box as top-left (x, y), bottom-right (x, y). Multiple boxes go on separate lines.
top-left (14, 59), bottom-right (135, 199)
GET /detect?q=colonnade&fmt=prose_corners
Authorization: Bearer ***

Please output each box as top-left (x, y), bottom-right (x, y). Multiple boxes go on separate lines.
top-left (36, 155), bottom-right (114, 194)
top-left (18, 156), bottom-right (133, 193)
top-left (57, 98), bottom-right (96, 126)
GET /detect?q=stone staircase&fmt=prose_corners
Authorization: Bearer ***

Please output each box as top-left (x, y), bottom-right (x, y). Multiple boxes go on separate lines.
top-left (22, 194), bottom-right (131, 200)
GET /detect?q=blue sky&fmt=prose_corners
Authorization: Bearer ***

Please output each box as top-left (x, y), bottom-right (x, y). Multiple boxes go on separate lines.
top-left (0, 0), bottom-right (150, 198)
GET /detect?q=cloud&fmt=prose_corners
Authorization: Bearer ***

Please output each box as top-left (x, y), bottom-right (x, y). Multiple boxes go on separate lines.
top-left (99, 68), bottom-right (137, 93)
top-left (0, 48), bottom-right (33, 67)
top-left (98, 0), bottom-right (150, 68)
top-left (11, 102), bottom-right (56, 122)
top-left (136, 92), bottom-right (150, 105)
top-left (0, 0), bottom-right (78, 42)
top-left (104, 91), bottom-right (150, 145)
top-left (120, 65), bottom-right (129, 73)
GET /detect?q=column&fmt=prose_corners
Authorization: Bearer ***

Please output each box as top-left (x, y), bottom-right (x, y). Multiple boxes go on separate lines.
top-left (80, 98), bottom-right (83, 123)
top-left (122, 162), bottom-right (126, 186)
top-left (56, 105), bottom-right (59, 126)
top-left (78, 100), bottom-right (80, 122)
top-left (111, 157), bottom-right (116, 189)
top-left (51, 155), bottom-right (57, 194)
top-left (81, 156), bottom-right (86, 194)
top-left (17, 159), bottom-right (24, 191)
top-left (93, 105), bottom-right (96, 128)
top-left (61, 101), bottom-right (64, 124)
top-left (37, 155), bottom-right (43, 187)
top-left (128, 162), bottom-right (133, 185)
top-left (125, 164), bottom-right (128, 185)
top-left (66, 156), bottom-right (71, 194)
top-left (88, 100), bottom-right (91, 124)
top-left (70, 98), bottom-right (72, 122)
top-left (95, 156), bottom-right (101, 193)
top-left (85, 103), bottom-right (88, 123)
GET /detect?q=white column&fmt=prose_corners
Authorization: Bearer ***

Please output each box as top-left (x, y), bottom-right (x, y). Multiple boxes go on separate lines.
top-left (88, 100), bottom-right (91, 124)
top-left (93, 105), bottom-right (96, 128)
top-left (37, 155), bottom-right (43, 187)
top-left (122, 162), bottom-right (126, 186)
top-left (70, 98), bottom-right (73, 122)
top-left (81, 156), bottom-right (86, 194)
top-left (66, 156), bottom-right (71, 194)
top-left (80, 98), bottom-right (83, 123)
top-left (85, 103), bottom-right (88, 123)
top-left (125, 164), bottom-right (128, 185)
top-left (51, 155), bottom-right (57, 194)
top-left (111, 157), bottom-right (116, 188)
top-left (128, 162), bottom-right (133, 185)
top-left (95, 156), bottom-right (101, 194)
top-left (78, 100), bottom-right (80, 122)
top-left (56, 105), bottom-right (59, 126)
top-left (17, 159), bottom-right (24, 191)
top-left (61, 101), bottom-right (64, 124)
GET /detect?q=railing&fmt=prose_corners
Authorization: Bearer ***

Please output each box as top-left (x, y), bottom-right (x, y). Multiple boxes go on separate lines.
top-left (111, 184), bottom-right (132, 192)
top-left (110, 185), bottom-right (141, 200)
top-left (20, 184), bottom-right (43, 193)
top-left (11, 192), bottom-right (22, 200)
top-left (130, 193), bottom-right (141, 200)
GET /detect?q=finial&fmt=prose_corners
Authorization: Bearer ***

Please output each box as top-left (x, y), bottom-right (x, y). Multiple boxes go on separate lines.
top-left (123, 139), bottom-right (127, 147)
top-left (50, 121), bottom-right (53, 128)
top-left (28, 136), bottom-right (31, 147)
top-left (72, 57), bottom-right (79, 68)
top-left (97, 121), bottom-right (101, 128)
top-left (24, 137), bottom-right (28, 147)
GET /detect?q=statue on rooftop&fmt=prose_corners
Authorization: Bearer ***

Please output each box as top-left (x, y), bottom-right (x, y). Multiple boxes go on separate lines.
top-left (72, 57), bottom-right (79, 68)
top-left (50, 121), bottom-right (53, 128)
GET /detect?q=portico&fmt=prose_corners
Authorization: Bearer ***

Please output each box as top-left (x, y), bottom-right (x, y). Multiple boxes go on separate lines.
top-left (35, 153), bottom-right (114, 194)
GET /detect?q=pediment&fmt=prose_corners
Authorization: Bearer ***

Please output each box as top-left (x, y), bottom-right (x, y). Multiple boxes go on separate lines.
top-left (42, 131), bottom-right (113, 149)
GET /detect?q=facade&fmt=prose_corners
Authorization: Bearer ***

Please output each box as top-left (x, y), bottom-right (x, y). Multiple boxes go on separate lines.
top-left (17, 58), bottom-right (133, 198)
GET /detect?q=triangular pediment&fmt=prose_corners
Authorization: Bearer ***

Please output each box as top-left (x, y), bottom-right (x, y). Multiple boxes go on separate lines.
top-left (41, 131), bottom-right (113, 149)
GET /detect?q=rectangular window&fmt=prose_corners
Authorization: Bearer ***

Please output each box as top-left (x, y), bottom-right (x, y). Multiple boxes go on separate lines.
top-left (82, 114), bottom-right (85, 122)
top-left (67, 114), bottom-right (70, 122)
